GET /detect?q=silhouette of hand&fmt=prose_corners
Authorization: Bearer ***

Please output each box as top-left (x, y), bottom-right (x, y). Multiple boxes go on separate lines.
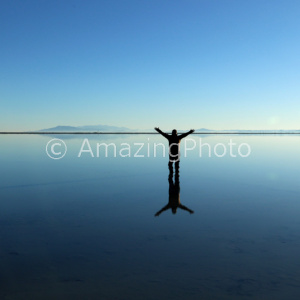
top-left (154, 127), bottom-right (159, 131)
top-left (191, 129), bottom-right (195, 133)
top-left (155, 212), bottom-right (160, 217)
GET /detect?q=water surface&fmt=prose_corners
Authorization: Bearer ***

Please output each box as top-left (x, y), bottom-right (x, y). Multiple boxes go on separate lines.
top-left (1, 134), bottom-right (300, 299)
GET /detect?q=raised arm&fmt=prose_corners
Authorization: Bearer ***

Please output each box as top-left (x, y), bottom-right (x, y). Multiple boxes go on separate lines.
top-left (154, 127), bottom-right (169, 139)
top-left (178, 129), bottom-right (194, 139)
top-left (154, 204), bottom-right (171, 217)
top-left (178, 204), bottom-right (194, 214)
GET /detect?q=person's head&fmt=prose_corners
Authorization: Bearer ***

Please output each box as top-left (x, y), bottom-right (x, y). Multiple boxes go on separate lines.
top-left (172, 129), bottom-right (177, 136)
top-left (172, 207), bottom-right (177, 214)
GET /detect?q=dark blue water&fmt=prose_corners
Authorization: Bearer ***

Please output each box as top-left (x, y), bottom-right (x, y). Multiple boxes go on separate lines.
top-left (1, 134), bottom-right (300, 299)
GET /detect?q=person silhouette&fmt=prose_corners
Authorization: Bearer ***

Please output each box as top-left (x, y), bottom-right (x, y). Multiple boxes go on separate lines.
top-left (154, 164), bottom-right (194, 216)
top-left (154, 127), bottom-right (194, 171)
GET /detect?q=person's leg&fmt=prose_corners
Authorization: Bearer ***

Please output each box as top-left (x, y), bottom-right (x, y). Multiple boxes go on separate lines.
top-left (174, 163), bottom-right (180, 188)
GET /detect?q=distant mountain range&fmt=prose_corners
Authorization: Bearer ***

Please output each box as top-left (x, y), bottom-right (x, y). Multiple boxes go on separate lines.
top-left (38, 125), bottom-right (300, 133)
top-left (39, 125), bottom-right (135, 132)
top-left (39, 125), bottom-right (210, 132)
top-left (39, 125), bottom-right (217, 132)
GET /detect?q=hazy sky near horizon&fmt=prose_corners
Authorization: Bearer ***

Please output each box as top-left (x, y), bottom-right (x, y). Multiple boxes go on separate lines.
top-left (1, 0), bottom-right (300, 131)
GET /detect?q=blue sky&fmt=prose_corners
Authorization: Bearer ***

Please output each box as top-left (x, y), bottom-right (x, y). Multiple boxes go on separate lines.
top-left (1, 0), bottom-right (300, 131)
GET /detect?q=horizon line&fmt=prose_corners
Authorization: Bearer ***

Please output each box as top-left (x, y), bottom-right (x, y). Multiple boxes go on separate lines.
top-left (1, 131), bottom-right (300, 135)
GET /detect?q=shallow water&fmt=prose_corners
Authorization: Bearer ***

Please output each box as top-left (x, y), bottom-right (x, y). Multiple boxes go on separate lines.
top-left (1, 134), bottom-right (300, 299)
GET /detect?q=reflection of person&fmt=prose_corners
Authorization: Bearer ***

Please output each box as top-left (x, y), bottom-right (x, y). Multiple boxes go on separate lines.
top-left (154, 127), bottom-right (194, 170)
top-left (155, 165), bottom-right (194, 216)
